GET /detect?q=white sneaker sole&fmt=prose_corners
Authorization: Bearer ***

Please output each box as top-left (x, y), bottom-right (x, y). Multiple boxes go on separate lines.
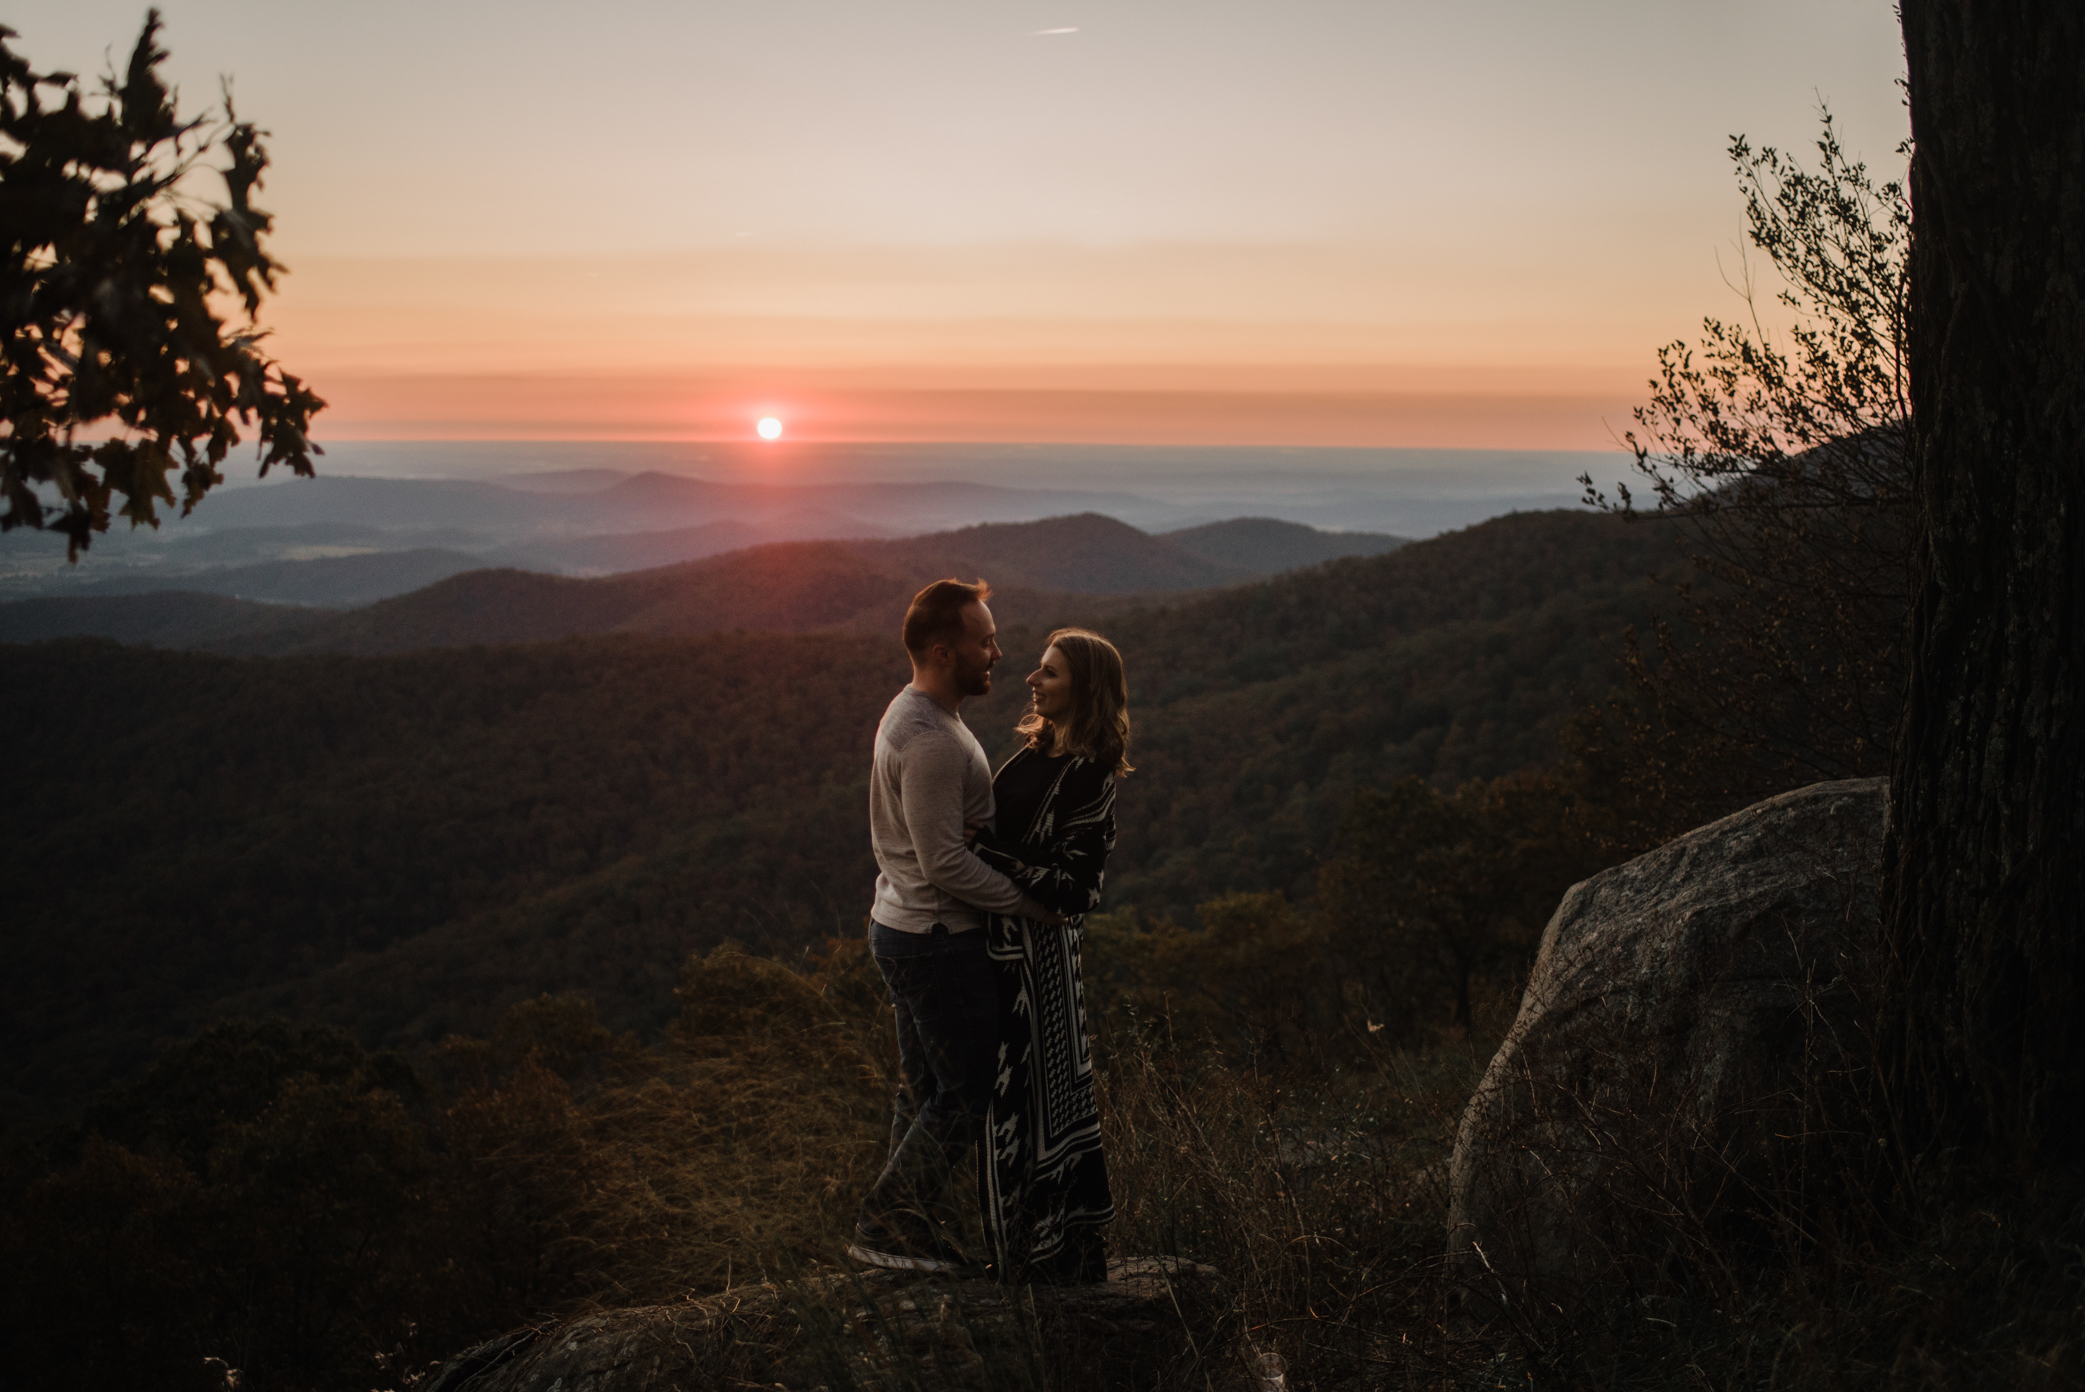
top-left (847, 1242), bottom-right (958, 1273)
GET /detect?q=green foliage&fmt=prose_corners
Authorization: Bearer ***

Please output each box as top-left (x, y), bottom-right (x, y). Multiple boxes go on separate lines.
top-left (0, 11), bottom-right (323, 557)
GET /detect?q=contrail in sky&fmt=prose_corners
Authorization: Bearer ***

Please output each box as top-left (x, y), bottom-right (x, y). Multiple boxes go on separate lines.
top-left (1030, 28), bottom-right (1079, 36)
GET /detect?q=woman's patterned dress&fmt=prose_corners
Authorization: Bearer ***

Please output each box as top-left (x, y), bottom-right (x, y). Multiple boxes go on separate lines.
top-left (971, 747), bottom-right (1116, 1282)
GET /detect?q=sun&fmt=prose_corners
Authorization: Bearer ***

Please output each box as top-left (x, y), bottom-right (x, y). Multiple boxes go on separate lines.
top-left (756, 416), bottom-right (783, 440)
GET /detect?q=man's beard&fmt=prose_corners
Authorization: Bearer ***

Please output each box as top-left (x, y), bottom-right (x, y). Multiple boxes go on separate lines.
top-left (954, 655), bottom-right (994, 697)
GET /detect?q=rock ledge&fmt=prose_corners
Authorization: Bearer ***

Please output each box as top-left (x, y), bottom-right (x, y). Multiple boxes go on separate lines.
top-left (426, 1257), bottom-right (1230, 1392)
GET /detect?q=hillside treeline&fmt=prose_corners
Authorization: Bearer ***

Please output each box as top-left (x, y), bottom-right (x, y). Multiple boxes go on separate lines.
top-left (2, 510), bottom-right (1685, 1134)
top-left (3, 631), bottom-right (905, 1129)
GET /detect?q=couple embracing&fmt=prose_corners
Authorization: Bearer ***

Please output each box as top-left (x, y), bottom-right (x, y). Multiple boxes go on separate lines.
top-left (846, 578), bottom-right (1130, 1286)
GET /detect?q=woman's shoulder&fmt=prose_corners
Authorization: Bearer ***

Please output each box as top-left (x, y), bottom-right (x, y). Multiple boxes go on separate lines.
top-left (1060, 754), bottom-right (1116, 795)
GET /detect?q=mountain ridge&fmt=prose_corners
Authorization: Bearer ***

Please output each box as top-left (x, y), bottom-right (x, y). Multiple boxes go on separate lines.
top-left (5, 511), bottom-right (1389, 653)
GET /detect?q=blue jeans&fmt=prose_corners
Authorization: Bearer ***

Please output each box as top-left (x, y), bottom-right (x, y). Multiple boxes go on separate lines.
top-left (859, 921), bottom-right (997, 1230)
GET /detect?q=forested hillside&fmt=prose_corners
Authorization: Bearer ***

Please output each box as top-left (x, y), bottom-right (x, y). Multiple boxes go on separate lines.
top-left (1, 633), bottom-right (906, 1131)
top-left (0, 591), bottom-right (315, 647)
top-left (2, 509), bottom-right (1684, 1135)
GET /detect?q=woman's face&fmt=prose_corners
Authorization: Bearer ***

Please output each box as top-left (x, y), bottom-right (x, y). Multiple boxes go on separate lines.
top-left (1027, 645), bottom-right (1076, 725)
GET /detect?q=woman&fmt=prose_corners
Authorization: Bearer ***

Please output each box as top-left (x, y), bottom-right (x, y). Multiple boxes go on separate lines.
top-left (968, 627), bottom-right (1131, 1285)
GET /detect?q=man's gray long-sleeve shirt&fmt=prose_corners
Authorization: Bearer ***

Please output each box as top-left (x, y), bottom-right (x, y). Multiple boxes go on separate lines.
top-left (869, 685), bottom-right (1048, 932)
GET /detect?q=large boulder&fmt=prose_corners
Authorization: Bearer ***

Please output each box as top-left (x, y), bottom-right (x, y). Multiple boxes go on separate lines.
top-left (421, 1258), bottom-right (1229, 1392)
top-left (1447, 778), bottom-right (1889, 1314)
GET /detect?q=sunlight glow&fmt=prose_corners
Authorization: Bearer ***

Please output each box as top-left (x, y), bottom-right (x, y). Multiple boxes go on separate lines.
top-left (756, 416), bottom-right (784, 440)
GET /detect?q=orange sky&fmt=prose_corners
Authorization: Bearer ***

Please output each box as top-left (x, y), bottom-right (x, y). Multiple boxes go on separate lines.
top-left (269, 244), bottom-right (1674, 447)
top-left (307, 374), bottom-right (1633, 450)
top-left (23, 1), bottom-right (1909, 448)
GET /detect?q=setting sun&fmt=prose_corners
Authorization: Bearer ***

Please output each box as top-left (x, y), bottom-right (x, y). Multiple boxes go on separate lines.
top-left (756, 416), bottom-right (784, 440)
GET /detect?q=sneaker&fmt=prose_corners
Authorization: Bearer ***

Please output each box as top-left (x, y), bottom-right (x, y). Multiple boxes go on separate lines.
top-left (846, 1217), bottom-right (971, 1274)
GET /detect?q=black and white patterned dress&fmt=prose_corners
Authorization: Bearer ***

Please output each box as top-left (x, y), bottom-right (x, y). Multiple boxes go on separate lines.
top-left (971, 746), bottom-right (1116, 1281)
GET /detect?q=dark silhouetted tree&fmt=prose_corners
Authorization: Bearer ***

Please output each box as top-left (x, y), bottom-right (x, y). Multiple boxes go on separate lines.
top-left (1887, 2), bottom-right (2085, 1177)
top-left (1583, 113), bottom-right (1913, 833)
top-left (0, 10), bottom-right (322, 558)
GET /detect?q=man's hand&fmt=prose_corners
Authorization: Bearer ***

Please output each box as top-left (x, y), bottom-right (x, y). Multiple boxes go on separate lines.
top-left (957, 821), bottom-right (1065, 923)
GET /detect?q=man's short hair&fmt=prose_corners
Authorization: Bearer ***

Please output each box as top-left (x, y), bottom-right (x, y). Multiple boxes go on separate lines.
top-left (903, 578), bottom-right (992, 655)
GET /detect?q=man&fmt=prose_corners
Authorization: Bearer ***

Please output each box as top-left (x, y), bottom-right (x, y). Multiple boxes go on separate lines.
top-left (848, 578), bottom-right (1055, 1273)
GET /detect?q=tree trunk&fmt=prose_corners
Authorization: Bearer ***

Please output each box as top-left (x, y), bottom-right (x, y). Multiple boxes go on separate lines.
top-left (1888, 3), bottom-right (2085, 1178)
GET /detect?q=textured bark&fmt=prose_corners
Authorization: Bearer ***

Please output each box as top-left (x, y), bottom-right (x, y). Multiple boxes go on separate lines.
top-left (1889, 3), bottom-right (2085, 1174)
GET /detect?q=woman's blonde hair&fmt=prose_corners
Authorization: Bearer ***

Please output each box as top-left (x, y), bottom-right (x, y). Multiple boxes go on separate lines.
top-left (1016, 627), bottom-right (1133, 776)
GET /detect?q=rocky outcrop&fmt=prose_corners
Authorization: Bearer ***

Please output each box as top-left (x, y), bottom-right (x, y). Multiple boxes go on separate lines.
top-left (422, 1258), bottom-right (1229, 1392)
top-left (1447, 778), bottom-right (1889, 1315)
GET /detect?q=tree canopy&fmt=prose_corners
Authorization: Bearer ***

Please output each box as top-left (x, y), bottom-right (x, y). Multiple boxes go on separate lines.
top-left (0, 10), bottom-right (322, 558)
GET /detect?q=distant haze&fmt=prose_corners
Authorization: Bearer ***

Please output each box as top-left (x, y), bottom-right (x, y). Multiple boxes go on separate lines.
top-left (246, 440), bottom-right (1601, 533)
top-left (0, 442), bottom-right (1575, 610)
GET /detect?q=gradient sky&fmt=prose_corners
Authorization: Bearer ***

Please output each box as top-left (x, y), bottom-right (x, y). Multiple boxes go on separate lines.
top-left (15, 1), bottom-right (1909, 447)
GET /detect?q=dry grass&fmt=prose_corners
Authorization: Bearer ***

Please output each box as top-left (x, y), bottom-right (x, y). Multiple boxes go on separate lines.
top-left (1097, 1023), bottom-right (1492, 1388)
top-left (432, 941), bottom-right (899, 1309)
top-left (422, 939), bottom-right (1520, 1388)
top-left (16, 932), bottom-right (2081, 1391)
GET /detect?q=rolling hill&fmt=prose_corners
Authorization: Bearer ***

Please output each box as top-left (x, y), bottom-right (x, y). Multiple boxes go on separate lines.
top-left (0, 591), bottom-right (317, 648)
top-left (1, 513), bottom-right (1255, 654)
top-left (0, 470), bottom-right (1179, 608)
top-left (167, 471), bottom-right (1163, 536)
top-left (1, 513), bottom-right (1417, 651)
top-left (2, 508), bottom-right (1687, 1136)
top-left (1163, 517), bottom-right (1407, 571)
top-left (70, 546), bottom-right (489, 607)
top-left (489, 512), bottom-right (895, 575)
top-left (204, 513), bottom-right (1231, 656)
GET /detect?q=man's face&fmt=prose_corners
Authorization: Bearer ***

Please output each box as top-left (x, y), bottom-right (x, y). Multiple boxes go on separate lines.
top-left (948, 602), bottom-right (1003, 697)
